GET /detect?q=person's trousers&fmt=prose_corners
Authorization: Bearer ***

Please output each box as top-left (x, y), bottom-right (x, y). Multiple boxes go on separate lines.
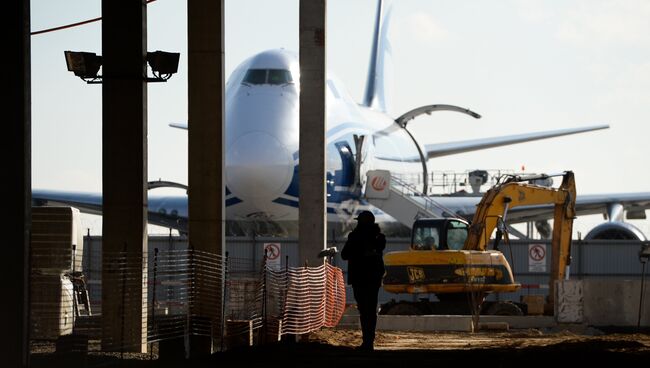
top-left (352, 283), bottom-right (381, 347)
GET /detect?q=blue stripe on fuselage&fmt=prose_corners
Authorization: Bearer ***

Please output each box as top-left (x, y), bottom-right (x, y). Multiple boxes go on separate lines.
top-left (272, 197), bottom-right (337, 214)
top-left (226, 197), bottom-right (243, 206)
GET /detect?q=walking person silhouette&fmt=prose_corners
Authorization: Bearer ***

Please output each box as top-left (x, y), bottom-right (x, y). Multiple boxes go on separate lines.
top-left (341, 210), bottom-right (386, 351)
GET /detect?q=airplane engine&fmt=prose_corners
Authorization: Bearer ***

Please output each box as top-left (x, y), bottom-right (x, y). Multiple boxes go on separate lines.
top-left (584, 221), bottom-right (647, 241)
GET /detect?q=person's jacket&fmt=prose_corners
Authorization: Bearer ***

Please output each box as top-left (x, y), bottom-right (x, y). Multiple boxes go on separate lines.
top-left (341, 224), bottom-right (386, 286)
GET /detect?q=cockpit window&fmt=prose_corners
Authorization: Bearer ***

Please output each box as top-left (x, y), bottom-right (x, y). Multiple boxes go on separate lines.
top-left (243, 69), bottom-right (267, 85)
top-left (268, 69), bottom-right (293, 84)
top-left (243, 69), bottom-right (293, 85)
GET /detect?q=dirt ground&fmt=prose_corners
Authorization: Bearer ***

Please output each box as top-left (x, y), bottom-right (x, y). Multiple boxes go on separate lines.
top-left (31, 327), bottom-right (650, 368)
top-left (310, 327), bottom-right (650, 351)
top-left (216, 328), bottom-right (650, 368)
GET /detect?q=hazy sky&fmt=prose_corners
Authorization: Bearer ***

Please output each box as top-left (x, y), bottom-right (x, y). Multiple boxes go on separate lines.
top-left (30, 0), bottom-right (650, 236)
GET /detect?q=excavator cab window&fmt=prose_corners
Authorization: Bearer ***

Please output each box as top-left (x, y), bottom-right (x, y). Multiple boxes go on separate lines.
top-left (446, 220), bottom-right (469, 250)
top-left (412, 224), bottom-right (441, 250)
top-left (411, 218), bottom-right (470, 251)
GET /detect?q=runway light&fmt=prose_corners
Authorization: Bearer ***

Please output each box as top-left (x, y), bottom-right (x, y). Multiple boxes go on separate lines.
top-left (64, 51), bottom-right (102, 83)
top-left (146, 51), bottom-right (180, 82)
top-left (64, 50), bottom-right (180, 84)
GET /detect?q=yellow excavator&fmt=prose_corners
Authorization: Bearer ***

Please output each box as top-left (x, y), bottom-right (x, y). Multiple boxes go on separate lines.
top-left (380, 171), bottom-right (576, 315)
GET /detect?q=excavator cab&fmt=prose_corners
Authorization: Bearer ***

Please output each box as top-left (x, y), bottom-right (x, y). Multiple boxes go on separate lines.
top-left (411, 218), bottom-right (469, 251)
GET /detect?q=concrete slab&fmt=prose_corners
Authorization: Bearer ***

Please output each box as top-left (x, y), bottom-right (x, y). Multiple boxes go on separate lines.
top-left (377, 315), bottom-right (474, 332)
top-left (478, 322), bottom-right (509, 331)
top-left (337, 315), bottom-right (556, 332)
top-left (477, 316), bottom-right (556, 329)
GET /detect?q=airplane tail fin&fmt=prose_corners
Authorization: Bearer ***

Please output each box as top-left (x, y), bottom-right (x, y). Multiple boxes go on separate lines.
top-left (362, 0), bottom-right (393, 113)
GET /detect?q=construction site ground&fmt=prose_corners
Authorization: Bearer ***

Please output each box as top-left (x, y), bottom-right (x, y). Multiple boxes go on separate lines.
top-left (31, 327), bottom-right (650, 368)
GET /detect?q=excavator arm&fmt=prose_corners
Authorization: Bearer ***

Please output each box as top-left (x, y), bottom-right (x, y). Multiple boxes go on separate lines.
top-left (464, 171), bottom-right (576, 303)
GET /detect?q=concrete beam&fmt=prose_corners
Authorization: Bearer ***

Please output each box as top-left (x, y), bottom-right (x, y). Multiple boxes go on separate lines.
top-left (298, 0), bottom-right (327, 266)
top-left (5, 0), bottom-right (31, 366)
top-left (101, 0), bottom-right (148, 353)
top-left (187, 0), bottom-right (225, 354)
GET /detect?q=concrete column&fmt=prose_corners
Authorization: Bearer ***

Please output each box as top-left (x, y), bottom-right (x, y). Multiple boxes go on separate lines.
top-left (188, 0), bottom-right (225, 354)
top-left (5, 0), bottom-right (30, 366)
top-left (101, 0), bottom-right (148, 353)
top-left (299, 0), bottom-right (327, 266)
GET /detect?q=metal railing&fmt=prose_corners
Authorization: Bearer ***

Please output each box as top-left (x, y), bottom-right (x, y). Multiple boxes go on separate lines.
top-left (389, 174), bottom-right (460, 218)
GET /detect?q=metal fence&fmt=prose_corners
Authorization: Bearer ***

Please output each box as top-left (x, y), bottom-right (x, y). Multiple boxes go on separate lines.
top-left (83, 235), bottom-right (649, 305)
top-left (29, 235), bottom-right (346, 365)
top-left (29, 234), bottom-right (647, 363)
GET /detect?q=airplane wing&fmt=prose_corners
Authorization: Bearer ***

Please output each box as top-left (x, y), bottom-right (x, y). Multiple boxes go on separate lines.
top-left (424, 125), bottom-right (609, 159)
top-left (32, 189), bottom-right (103, 215)
top-left (169, 122), bottom-right (188, 130)
top-left (434, 192), bottom-right (650, 223)
top-left (506, 192), bottom-right (650, 223)
top-left (32, 189), bottom-right (189, 232)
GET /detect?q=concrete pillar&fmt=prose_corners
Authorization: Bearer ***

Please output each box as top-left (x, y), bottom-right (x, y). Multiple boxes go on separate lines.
top-left (187, 0), bottom-right (225, 354)
top-left (101, 0), bottom-right (148, 353)
top-left (5, 0), bottom-right (30, 366)
top-left (299, 0), bottom-right (327, 266)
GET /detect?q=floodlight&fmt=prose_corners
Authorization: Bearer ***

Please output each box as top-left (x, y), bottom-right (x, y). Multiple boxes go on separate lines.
top-left (64, 51), bottom-right (102, 83)
top-left (64, 50), bottom-right (180, 84)
top-left (146, 51), bottom-right (180, 82)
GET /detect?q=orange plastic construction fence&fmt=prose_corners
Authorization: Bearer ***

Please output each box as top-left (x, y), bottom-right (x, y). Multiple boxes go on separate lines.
top-left (266, 263), bottom-right (346, 335)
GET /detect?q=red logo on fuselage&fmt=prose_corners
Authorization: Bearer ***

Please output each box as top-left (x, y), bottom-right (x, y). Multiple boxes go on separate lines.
top-left (371, 176), bottom-right (388, 191)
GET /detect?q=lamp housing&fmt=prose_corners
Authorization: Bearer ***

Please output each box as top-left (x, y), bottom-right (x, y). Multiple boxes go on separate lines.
top-left (147, 51), bottom-right (180, 77)
top-left (64, 51), bottom-right (102, 79)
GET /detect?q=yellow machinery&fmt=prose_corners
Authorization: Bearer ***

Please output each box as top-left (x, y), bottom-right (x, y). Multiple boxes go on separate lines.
top-left (380, 171), bottom-right (576, 315)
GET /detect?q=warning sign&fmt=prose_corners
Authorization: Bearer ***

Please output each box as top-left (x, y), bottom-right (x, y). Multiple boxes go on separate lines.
top-left (264, 243), bottom-right (281, 270)
top-left (528, 243), bottom-right (546, 272)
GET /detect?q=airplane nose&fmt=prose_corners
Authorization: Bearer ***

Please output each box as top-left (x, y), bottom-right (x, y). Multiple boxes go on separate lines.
top-left (226, 132), bottom-right (294, 203)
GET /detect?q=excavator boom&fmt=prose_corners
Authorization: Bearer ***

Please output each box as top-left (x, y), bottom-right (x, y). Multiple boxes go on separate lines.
top-left (464, 171), bottom-right (575, 303)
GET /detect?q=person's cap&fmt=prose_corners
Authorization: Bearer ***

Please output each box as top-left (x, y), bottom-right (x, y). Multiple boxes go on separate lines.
top-left (354, 210), bottom-right (375, 224)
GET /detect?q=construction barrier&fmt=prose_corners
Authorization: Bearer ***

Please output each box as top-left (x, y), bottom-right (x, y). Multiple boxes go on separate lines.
top-left (29, 242), bottom-right (346, 361)
top-left (272, 263), bottom-right (346, 335)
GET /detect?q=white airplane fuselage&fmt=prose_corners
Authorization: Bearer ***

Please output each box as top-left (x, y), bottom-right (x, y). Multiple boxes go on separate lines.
top-left (221, 49), bottom-right (419, 236)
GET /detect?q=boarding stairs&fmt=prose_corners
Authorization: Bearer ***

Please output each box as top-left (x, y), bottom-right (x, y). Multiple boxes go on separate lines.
top-left (364, 170), bottom-right (459, 227)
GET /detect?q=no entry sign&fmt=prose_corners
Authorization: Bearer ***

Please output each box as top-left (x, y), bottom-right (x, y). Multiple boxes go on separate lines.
top-left (528, 243), bottom-right (546, 272)
top-left (264, 243), bottom-right (281, 270)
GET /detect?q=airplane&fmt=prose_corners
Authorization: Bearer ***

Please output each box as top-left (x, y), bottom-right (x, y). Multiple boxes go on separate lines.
top-left (33, 0), bottom-right (650, 241)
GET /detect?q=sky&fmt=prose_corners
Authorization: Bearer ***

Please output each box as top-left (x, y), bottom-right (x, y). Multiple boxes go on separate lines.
top-left (30, 0), bottom-right (650, 236)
